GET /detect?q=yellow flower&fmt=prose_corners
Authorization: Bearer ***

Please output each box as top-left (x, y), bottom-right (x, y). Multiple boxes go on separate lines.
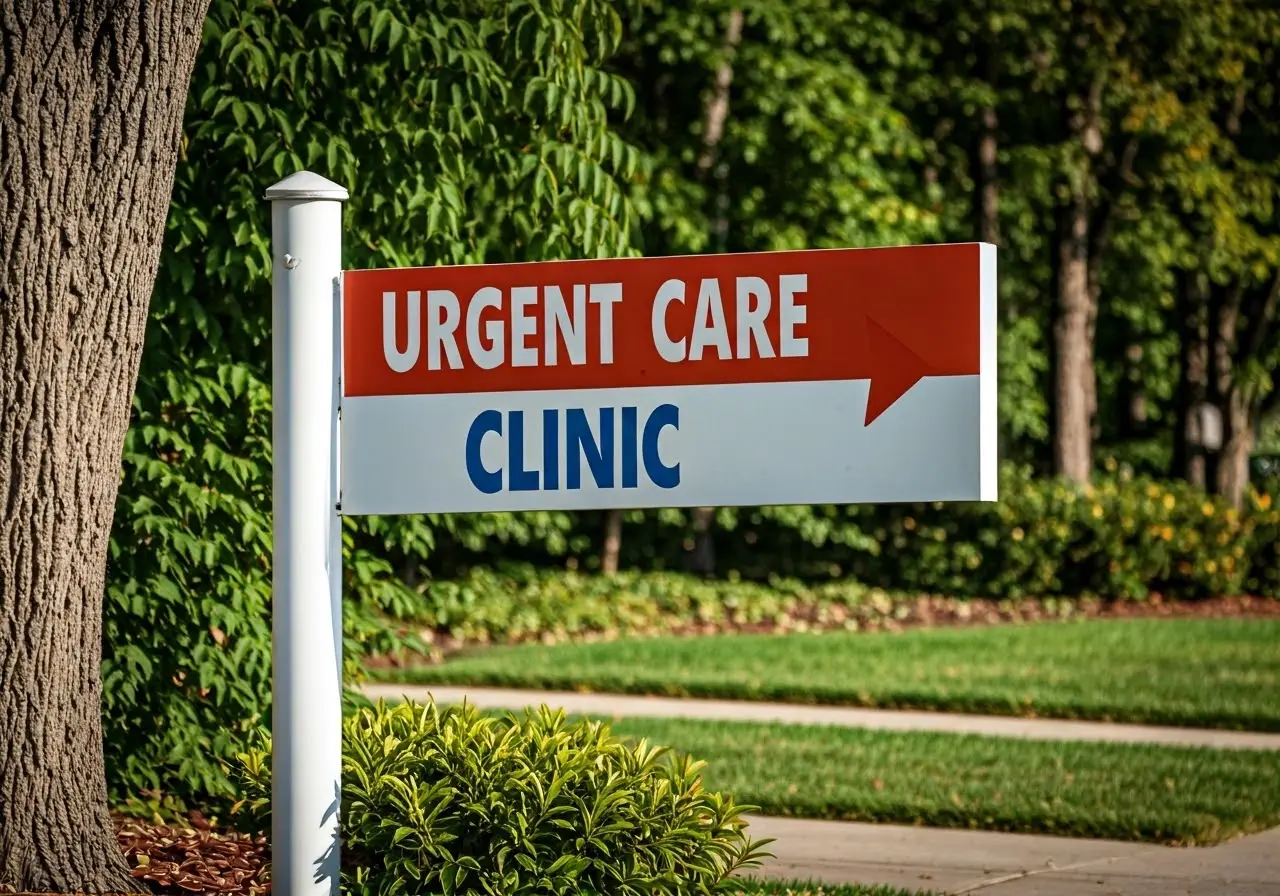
top-left (1091, 505), bottom-right (1104, 519)
top-left (1163, 494), bottom-right (1176, 511)
top-left (1258, 494), bottom-right (1273, 511)
top-left (1012, 527), bottom-right (1025, 542)
top-left (1161, 527), bottom-right (1174, 541)
top-left (1202, 502), bottom-right (1215, 517)
top-left (1205, 560), bottom-right (1218, 574)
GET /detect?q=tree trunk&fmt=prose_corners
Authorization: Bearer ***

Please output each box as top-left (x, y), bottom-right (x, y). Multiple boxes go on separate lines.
top-left (688, 7), bottom-right (743, 576)
top-left (1213, 272), bottom-right (1278, 509)
top-left (977, 106), bottom-right (1000, 247)
top-left (0, 2), bottom-right (208, 891)
top-left (1216, 389), bottom-right (1255, 511)
top-left (1172, 271), bottom-right (1209, 488)
top-left (600, 509), bottom-right (623, 575)
top-left (1052, 195), bottom-right (1094, 484)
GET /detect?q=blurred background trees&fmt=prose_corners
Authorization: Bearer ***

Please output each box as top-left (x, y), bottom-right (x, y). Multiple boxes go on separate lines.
top-left (101, 0), bottom-right (1280, 809)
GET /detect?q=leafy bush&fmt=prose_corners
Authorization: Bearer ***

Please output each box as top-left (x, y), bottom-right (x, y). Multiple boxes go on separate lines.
top-left (601, 465), bottom-right (1278, 600)
top-left (103, 0), bottom-right (644, 808)
top-left (231, 700), bottom-right (770, 896)
top-left (844, 464), bottom-right (1268, 600)
top-left (1244, 491), bottom-right (1280, 598)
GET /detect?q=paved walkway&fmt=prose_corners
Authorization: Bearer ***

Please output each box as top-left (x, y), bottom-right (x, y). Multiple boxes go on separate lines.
top-left (361, 683), bottom-right (1280, 751)
top-left (748, 816), bottom-right (1280, 895)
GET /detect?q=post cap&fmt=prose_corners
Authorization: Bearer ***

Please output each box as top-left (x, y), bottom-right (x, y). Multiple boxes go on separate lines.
top-left (265, 171), bottom-right (349, 202)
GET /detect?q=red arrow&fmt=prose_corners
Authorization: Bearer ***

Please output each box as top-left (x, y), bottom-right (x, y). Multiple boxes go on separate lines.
top-left (343, 243), bottom-right (986, 425)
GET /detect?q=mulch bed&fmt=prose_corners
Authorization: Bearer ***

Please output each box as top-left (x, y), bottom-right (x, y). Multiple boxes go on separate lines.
top-left (368, 593), bottom-right (1280, 667)
top-left (114, 814), bottom-right (269, 896)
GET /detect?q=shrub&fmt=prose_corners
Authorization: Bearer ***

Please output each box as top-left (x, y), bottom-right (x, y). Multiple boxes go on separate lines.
top-left (231, 700), bottom-right (769, 896)
top-left (103, 0), bottom-right (644, 808)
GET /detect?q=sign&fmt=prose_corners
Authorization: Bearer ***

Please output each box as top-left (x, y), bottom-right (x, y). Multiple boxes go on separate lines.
top-left (267, 170), bottom-right (997, 896)
top-left (339, 243), bottom-right (997, 515)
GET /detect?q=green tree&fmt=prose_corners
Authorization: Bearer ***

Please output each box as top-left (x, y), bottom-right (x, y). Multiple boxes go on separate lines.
top-left (615, 0), bottom-right (937, 571)
top-left (105, 0), bottom-right (645, 809)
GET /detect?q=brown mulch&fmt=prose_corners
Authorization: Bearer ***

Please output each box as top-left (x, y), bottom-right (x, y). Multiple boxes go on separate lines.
top-left (113, 814), bottom-right (269, 896)
top-left (367, 593), bottom-right (1280, 668)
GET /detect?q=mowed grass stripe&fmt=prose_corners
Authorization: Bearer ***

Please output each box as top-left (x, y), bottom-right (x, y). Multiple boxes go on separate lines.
top-left (379, 618), bottom-right (1280, 731)
top-left (599, 715), bottom-right (1280, 845)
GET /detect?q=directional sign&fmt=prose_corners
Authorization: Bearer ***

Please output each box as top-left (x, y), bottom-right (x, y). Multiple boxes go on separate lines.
top-left (339, 243), bottom-right (996, 515)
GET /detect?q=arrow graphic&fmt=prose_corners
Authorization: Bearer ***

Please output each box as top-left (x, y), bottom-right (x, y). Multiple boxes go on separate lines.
top-left (342, 243), bottom-right (988, 426)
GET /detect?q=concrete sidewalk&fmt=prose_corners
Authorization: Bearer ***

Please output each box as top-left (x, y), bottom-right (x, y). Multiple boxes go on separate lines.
top-left (361, 683), bottom-right (1280, 751)
top-left (746, 816), bottom-right (1280, 895)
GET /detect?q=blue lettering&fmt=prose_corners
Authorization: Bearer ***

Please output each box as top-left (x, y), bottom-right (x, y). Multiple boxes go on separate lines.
top-left (508, 411), bottom-right (539, 491)
top-left (542, 408), bottom-right (560, 490)
top-left (621, 406), bottom-right (638, 489)
top-left (642, 403), bottom-right (680, 489)
top-left (566, 408), bottom-right (614, 489)
top-left (465, 410), bottom-right (502, 494)
top-left (466, 405), bottom-right (679, 495)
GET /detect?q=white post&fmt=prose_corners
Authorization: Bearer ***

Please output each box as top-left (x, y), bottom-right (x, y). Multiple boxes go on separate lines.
top-left (266, 171), bottom-right (348, 896)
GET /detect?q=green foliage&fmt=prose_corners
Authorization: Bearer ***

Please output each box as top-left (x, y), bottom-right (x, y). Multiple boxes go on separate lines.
top-left (230, 700), bottom-right (770, 896)
top-left (104, 0), bottom-right (644, 807)
top-left (100, 0), bottom-right (1280, 813)
top-left (848, 464), bottom-right (1272, 600)
top-left (382, 566), bottom-right (917, 648)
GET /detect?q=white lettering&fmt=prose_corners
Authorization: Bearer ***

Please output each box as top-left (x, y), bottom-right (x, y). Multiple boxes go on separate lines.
top-left (466, 286), bottom-right (504, 370)
top-left (382, 290), bottom-right (421, 373)
top-left (510, 286), bottom-right (539, 367)
top-left (590, 282), bottom-right (623, 364)
top-left (735, 276), bottom-right (775, 359)
top-left (689, 277), bottom-right (731, 361)
top-left (652, 279), bottom-right (686, 363)
top-left (779, 273), bottom-right (809, 358)
top-left (545, 284), bottom-right (587, 366)
top-left (427, 289), bottom-right (463, 370)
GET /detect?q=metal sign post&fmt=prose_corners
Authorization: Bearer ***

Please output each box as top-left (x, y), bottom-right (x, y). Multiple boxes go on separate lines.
top-left (266, 172), bottom-right (348, 896)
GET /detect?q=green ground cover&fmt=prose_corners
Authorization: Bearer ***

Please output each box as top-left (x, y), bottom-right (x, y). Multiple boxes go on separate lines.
top-left (377, 618), bottom-right (1280, 731)
top-left (602, 716), bottom-right (1280, 845)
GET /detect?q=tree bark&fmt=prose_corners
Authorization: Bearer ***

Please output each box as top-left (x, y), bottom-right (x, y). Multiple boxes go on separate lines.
top-left (0, 2), bottom-right (208, 891)
top-left (1052, 194), bottom-right (1093, 484)
top-left (600, 509), bottom-right (623, 575)
top-left (688, 7), bottom-right (743, 576)
top-left (1172, 271), bottom-right (1209, 488)
top-left (1215, 272), bottom-right (1279, 509)
top-left (1216, 389), bottom-right (1255, 511)
top-left (977, 106), bottom-right (999, 247)
top-left (1051, 77), bottom-right (1104, 484)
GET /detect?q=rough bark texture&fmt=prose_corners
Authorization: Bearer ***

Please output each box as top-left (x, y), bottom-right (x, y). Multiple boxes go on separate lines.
top-left (1051, 79), bottom-right (1104, 485)
top-left (0, 2), bottom-right (208, 891)
top-left (688, 7), bottom-right (743, 576)
top-left (600, 509), bottom-right (623, 575)
top-left (1053, 194), bottom-right (1093, 484)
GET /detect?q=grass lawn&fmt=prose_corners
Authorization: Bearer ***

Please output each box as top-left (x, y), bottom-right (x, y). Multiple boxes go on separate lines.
top-left (595, 715), bottom-right (1280, 845)
top-left (377, 617), bottom-right (1280, 731)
